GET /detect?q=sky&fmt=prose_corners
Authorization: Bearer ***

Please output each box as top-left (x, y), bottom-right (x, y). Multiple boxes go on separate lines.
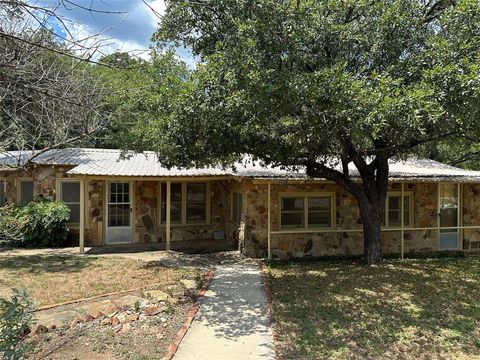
top-left (35, 0), bottom-right (196, 66)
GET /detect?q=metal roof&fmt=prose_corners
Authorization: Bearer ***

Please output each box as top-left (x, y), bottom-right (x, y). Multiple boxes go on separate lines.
top-left (1, 148), bottom-right (480, 181)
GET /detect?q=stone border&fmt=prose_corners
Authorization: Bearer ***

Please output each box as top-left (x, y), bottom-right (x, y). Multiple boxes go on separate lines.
top-left (162, 271), bottom-right (215, 360)
top-left (35, 285), bottom-right (159, 312)
top-left (260, 262), bottom-right (280, 360)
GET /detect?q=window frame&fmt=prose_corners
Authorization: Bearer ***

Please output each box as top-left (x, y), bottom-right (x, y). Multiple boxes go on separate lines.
top-left (57, 179), bottom-right (81, 227)
top-left (383, 191), bottom-right (414, 228)
top-left (159, 181), bottom-right (210, 226)
top-left (17, 178), bottom-right (34, 203)
top-left (279, 192), bottom-right (336, 230)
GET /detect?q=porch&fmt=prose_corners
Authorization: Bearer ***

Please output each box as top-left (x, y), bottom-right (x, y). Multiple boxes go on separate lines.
top-left (75, 177), bottom-right (243, 253)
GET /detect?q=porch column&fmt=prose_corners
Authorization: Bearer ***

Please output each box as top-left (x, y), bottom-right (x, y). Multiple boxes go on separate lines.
top-left (400, 182), bottom-right (405, 260)
top-left (166, 180), bottom-right (171, 251)
top-left (79, 177), bottom-right (85, 254)
top-left (267, 181), bottom-right (271, 259)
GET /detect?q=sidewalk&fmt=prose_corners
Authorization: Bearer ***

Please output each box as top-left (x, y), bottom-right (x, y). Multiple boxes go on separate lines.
top-left (174, 262), bottom-right (275, 360)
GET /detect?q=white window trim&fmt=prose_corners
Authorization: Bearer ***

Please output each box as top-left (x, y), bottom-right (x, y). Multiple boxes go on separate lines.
top-left (16, 177), bottom-right (34, 203)
top-left (383, 191), bottom-right (414, 228)
top-left (158, 181), bottom-right (211, 226)
top-left (56, 178), bottom-right (81, 228)
top-left (279, 192), bottom-right (336, 230)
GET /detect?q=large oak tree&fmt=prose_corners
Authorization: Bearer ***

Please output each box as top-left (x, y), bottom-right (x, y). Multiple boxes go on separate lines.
top-left (142, 0), bottom-right (480, 264)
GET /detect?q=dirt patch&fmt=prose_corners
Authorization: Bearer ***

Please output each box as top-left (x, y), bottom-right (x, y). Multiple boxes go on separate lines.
top-left (26, 274), bottom-right (207, 360)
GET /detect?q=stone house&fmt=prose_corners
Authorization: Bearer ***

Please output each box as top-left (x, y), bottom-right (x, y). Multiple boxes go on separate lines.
top-left (1, 148), bottom-right (480, 259)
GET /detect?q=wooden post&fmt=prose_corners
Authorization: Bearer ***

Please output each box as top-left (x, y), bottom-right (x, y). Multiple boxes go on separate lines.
top-left (267, 181), bottom-right (271, 259)
top-left (401, 182), bottom-right (405, 260)
top-left (79, 177), bottom-right (85, 254)
top-left (166, 180), bottom-right (171, 251)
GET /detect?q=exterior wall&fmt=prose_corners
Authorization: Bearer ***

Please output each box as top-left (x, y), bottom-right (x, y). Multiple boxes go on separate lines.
top-left (242, 181), bottom-right (468, 259)
top-left (87, 180), bottom-right (104, 246)
top-left (462, 183), bottom-right (480, 249)
top-left (3, 163), bottom-right (480, 257)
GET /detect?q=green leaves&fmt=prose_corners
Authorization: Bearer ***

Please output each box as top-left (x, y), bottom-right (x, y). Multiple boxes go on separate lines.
top-left (0, 200), bottom-right (70, 247)
top-left (147, 0), bottom-right (480, 169)
top-left (0, 289), bottom-right (35, 360)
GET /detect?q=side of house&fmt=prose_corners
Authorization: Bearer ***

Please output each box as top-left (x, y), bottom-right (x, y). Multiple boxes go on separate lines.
top-left (2, 148), bottom-right (480, 258)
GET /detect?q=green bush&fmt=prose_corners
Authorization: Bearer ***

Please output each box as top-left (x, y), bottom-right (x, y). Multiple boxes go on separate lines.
top-left (0, 289), bottom-right (36, 360)
top-left (0, 199), bottom-right (70, 247)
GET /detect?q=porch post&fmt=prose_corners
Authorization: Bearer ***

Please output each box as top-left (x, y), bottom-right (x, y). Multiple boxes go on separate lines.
top-left (400, 182), bottom-right (405, 260)
top-left (267, 181), bottom-right (271, 259)
top-left (166, 180), bottom-right (171, 251)
top-left (79, 177), bottom-right (85, 254)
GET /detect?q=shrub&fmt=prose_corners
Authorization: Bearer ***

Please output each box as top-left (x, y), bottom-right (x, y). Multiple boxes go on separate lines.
top-left (0, 199), bottom-right (70, 247)
top-left (0, 289), bottom-right (36, 360)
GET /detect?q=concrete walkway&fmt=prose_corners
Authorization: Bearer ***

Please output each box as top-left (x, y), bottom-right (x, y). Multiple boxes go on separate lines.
top-left (174, 262), bottom-right (275, 360)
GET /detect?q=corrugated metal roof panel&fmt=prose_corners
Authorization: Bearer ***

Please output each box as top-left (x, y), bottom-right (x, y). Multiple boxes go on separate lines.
top-left (1, 148), bottom-right (480, 181)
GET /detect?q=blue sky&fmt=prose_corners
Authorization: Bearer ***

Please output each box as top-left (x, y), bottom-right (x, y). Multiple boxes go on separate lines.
top-left (36, 0), bottom-right (196, 66)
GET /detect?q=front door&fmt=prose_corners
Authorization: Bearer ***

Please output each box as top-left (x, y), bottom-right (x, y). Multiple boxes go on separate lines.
top-left (438, 183), bottom-right (459, 250)
top-left (106, 181), bottom-right (132, 244)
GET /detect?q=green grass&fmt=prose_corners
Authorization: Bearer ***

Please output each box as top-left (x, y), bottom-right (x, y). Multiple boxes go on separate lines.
top-left (268, 257), bottom-right (480, 359)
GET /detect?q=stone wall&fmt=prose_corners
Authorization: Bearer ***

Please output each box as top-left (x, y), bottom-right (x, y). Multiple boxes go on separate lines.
top-left (462, 183), bottom-right (480, 249)
top-left (87, 180), bottom-right (104, 246)
top-left (3, 165), bottom-right (71, 204)
top-left (242, 181), bottom-right (451, 259)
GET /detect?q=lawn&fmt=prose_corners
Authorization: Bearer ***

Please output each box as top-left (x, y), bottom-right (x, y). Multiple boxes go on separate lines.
top-left (268, 257), bottom-right (480, 360)
top-left (0, 255), bottom-right (194, 306)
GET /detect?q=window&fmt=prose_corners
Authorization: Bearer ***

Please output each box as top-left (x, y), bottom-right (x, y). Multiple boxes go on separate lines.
top-left (232, 192), bottom-right (243, 224)
top-left (59, 180), bottom-right (81, 225)
top-left (186, 183), bottom-right (207, 222)
top-left (383, 192), bottom-right (412, 227)
top-left (280, 194), bottom-right (334, 229)
top-left (161, 182), bottom-right (209, 224)
top-left (19, 179), bottom-right (34, 203)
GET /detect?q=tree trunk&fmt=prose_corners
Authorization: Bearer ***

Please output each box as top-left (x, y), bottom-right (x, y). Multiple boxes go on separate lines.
top-left (357, 199), bottom-right (383, 265)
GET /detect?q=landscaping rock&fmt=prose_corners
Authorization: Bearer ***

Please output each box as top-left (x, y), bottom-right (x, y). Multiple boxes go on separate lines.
top-left (111, 316), bottom-right (120, 327)
top-left (156, 333), bottom-right (164, 340)
top-left (93, 311), bottom-right (105, 319)
top-left (84, 314), bottom-right (95, 322)
top-left (101, 318), bottom-right (112, 326)
top-left (121, 323), bottom-right (131, 333)
top-left (70, 317), bottom-right (83, 329)
top-left (33, 325), bottom-right (49, 335)
top-left (126, 314), bottom-right (139, 322)
top-left (143, 305), bottom-right (161, 316)
top-left (112, 324), bottom-right (123, 333)
top-left (180, 279), bottom-right (196, 290)
top-left (144, 290), bottom-right (169, 302)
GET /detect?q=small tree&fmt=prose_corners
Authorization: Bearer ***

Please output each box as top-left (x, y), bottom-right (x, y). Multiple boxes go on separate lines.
top-left (145, 0), bottom-right (480, 264)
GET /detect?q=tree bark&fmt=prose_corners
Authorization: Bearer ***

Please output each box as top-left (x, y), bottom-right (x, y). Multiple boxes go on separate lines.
top-left (357, 197), bottom-right (383, 265)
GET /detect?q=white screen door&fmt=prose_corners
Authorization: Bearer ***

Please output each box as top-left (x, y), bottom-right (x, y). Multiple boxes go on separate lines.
top-left (106, 181), bottom-right (132, 244)
top-left (438, 183), bottom-right (459, 250)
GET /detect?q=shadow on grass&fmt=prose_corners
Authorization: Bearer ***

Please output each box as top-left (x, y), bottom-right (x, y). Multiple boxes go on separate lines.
top-left (269, 257), bottom-right (480, 359)
top-left (0, 255), bottom-right (97, 274)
